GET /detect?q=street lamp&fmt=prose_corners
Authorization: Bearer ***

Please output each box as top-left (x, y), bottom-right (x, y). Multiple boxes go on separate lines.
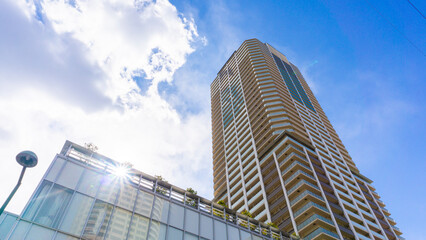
top-left (0, 151), bottom-right (38, 215)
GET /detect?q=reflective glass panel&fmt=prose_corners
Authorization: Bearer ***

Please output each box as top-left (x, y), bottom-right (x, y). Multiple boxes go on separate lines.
top-left (148, 221), bottom-right (166, 240)
top-left (134, 191), bottom-right (154, 217)
top-left (97, 175), bottom-right (120, 204)
top-left (56, 162), bottom-right (84, 189)
top-left (54, 232), bottom-right (79, 240)
top-left (34, 184), bottom-right (73, 228)
top-left (0, 215), bottom-right (18, 239)
top-left (200, 215), bottom-right (213, 239)
top-left (252, 235), bottom-right (262, 240)
top-left (116, 182), bottom-right (138, 211)
top-left (227, 225), bottom-right (239, 240)
top-left (77, 169), bottom-right (103, 197)
top-left (23, 181), bottom-right (52, 221)
top-left (169, 203), bottom-right (184, 229)
top-left (152, 197), bottom-right (169, 223)
top-left (45, 158), bottom-right (65, 182)
top-left (127, 213), bottom-right (149, 240)
top-left (184, 232), bottom-right (198, 240)
top-left (214, 220), bottom-right (227, 240)
top-left (59, 192), bottom-right (94, 236)
top-left (167, 226), bottom-right (183, 240)
top-left (240, 230), bottom-right (252, 240)
top-left (184, 209), bottom-right (199, 235)
top-left (105, 207), bottom-right (132, 240)
top-left (9, 221), bottom-right (30, 240)
top-left (25, 224), bottom-right (55, 240)
top-left (82, 200), bottom-right (113, 239)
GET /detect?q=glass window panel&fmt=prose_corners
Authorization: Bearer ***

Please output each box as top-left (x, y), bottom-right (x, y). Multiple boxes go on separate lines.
top-left (167, 227), bottom-right (183, 240)
top-left (184, 232), bottom-right (198, 240)
top-left (97, 175), bottom-right (120, 204)
top-left (76, 169), bottom-right (103, 197)
top-left (148, 222), bottom-right (167, 240)
top-left (45, 158), bottom-right (65, 182)
top-left (184, 209), bottom-right (199, 235)
top-left (152, 197), bottom-right (169, 223)
top-left (169, 203), bottom-right (184, 229)
top-left (127, 213), bottom-right (149, 240)
top-left (199, 215), bottom-right (213, 239)
top-left (25, 224), bottom-right (55, 240)
top-left (59, 192), bottom-right (94, 236)
top-left (105, 207), bottom-right (132, 240)
top-left (214, 220), bottom-right (227, 240)
top-left (240, 230), bottom-right (252, 240)
top-left (9, 221), bottom-right (30, 240)
top-left (227, 225), bottom-right (239, 240)
top-left (116, 182), bottom-right (138, 210)
top-left (34, 184), bottom-right (73, 228)
top-left (54, 232), bottom-right (79, 240)
top-left (23, 181), bottom-right (52, 221)
top-left (252, 235), bottom-right (262, 240)
top-left (0, 215), bottom-right (18, 239)
top-left (134, 191), bottom-right (155, 217)
top-left (56, 162), bottom-right (84, 189)
top-left (82, 200), bottom-right (113, 239)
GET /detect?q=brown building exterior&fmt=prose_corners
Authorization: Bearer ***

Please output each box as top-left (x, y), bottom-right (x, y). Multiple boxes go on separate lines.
top-left (211, 39), bottom-right (403, 240)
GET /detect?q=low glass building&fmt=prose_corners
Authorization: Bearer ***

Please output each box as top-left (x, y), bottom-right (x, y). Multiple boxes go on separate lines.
top-left (0, 141), bottom-right (291, 240)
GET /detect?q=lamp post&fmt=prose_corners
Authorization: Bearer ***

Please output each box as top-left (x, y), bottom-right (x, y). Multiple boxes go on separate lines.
top-left (0, 151), bottom-right (38, 216)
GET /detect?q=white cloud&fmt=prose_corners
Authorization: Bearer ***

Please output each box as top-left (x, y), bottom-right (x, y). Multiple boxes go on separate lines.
top-left (0, 0), bottom-right (212, 214)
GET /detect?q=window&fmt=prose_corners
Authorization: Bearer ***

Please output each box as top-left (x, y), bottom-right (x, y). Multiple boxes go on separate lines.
top-left (199, 215), bottom-right (213, 239)
top-left (116, 183), bottom-right (138, 210)
top-left (9, 221), bottom-right (30, 240)
top-left (134, 191), bottom-right (154, 218)
top-left (169, 203), bottom-right (184, 229)
top-left (97, 175), bottom-right (120, 204)
top-left (56, 162), bottom-right (84, 189)
top-left (54, 232), bottom-right (79, 240)
top-left (0, 214), bottom-right (19, 239)
top-left (25, 224), bottom-right (55, 240)
top-left (152, 197), bottom-right (169, 223)
top-left (214, 220), bottom-right (227, 240)
top-left (59, 193), bottom-right (94, 236)
top-left (23, 181), bottom-right (52, 221)
top-left (76, 169), bottom-right (102, 197)
top-left (45, 157), bottom-right (65, 182)
top-left (167, 227), bottom-right (183, 240)
top-left (147, 221), bottom-right (166, 240)
top-left (105, 207), bottom-right (132, 240)
top-left (128, 213), bottom-right (149, 240)
top-left (227, 225), bottom-right (239, 240)
top-left (184, 209), bottom-right (199, 235)
top-left (82, 200), bottom-right (113, 239)
top-left (25, 182), bottom-right (73, 228)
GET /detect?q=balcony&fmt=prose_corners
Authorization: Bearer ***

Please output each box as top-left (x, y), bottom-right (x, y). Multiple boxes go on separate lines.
top-left (304, 227), bottom-right (340, 240)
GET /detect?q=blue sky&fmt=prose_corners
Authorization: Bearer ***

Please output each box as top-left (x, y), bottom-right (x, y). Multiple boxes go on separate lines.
top-left (0, 0), bottom-right (424, 239)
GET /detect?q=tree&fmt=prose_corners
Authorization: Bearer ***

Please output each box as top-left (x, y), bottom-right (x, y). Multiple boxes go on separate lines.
top-left (186, 187), bottom-right (197, 195)
top-left (217, 200), bottom-right (228, 208)
top-left (267, 222), bottom-right (278, 228)
top-left (186, 188), bottom-right (198, 207)
top-left (154, 175), bottom-right (168, 195)
top-left (84, 142), bottom-right (98, 152)
top-left (240, 209), bottom-right (253, 218)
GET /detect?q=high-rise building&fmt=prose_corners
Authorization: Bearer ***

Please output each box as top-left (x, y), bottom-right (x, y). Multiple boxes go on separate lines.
top-left (0, 141), bottom-right (290, 240)
top-left (211, 39), bottom-right (402, 240)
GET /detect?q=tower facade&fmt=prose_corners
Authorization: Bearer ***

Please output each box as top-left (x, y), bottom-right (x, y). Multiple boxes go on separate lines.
top-left (211, 39), bottom-right (402, 240)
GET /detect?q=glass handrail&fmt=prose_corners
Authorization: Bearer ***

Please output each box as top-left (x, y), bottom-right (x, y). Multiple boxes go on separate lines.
top-left (294, 202), bottom-right (329, 217)
top-left (287, 179), bottom-right (319, 195)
